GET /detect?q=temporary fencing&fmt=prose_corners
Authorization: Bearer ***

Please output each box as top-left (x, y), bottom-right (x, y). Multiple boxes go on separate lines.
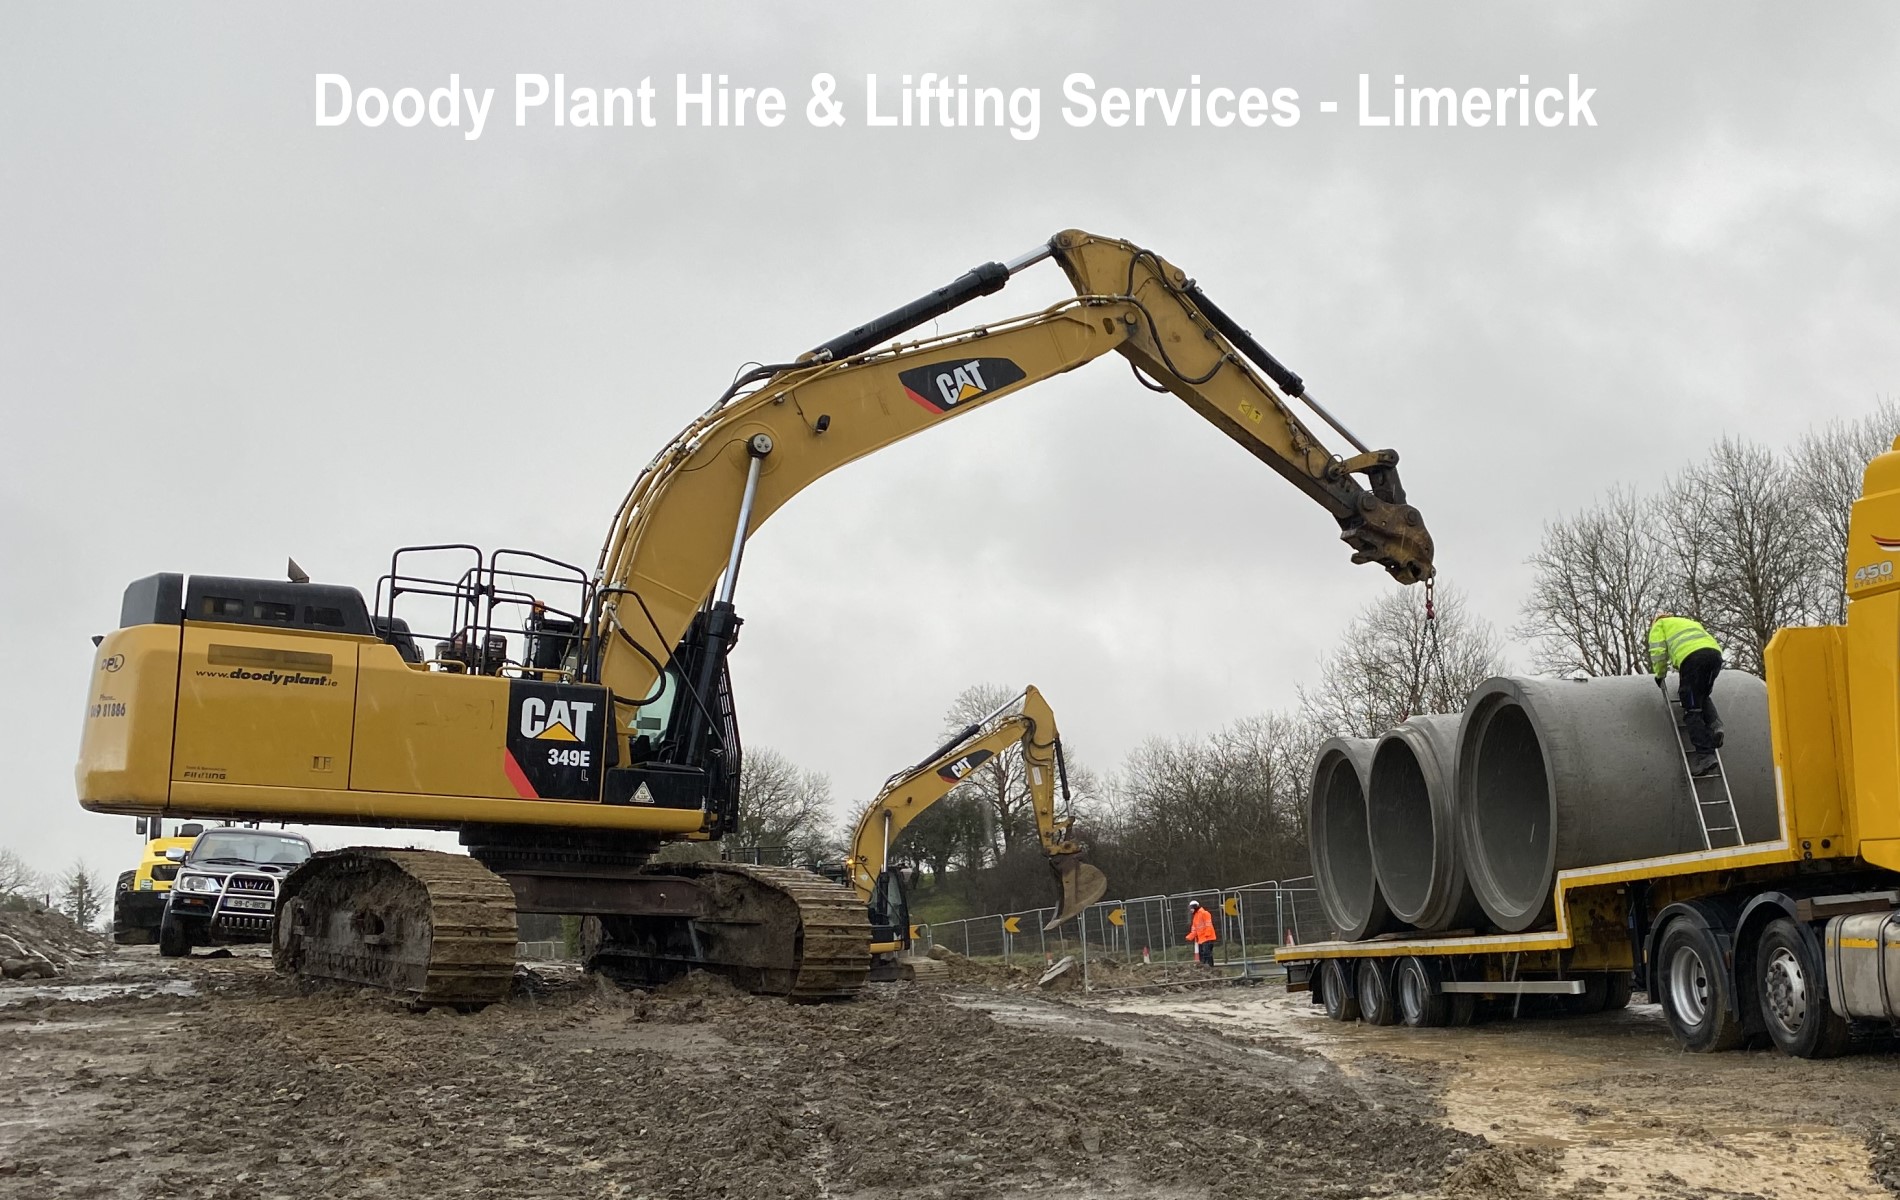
top-left (917, 877), bottom-right (1327, 986)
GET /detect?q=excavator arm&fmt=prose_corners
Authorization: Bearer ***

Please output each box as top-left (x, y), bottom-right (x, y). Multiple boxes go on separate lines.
top-left (843, 686), bottom-right (1108, 932)
top-left (591, 231), bottom-right (1435, 760)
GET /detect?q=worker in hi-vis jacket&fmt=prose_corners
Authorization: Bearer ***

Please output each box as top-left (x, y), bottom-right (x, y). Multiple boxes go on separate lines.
top-left (1186, 899), bottom-right (1218, 966)
top-left (1649, 611), bottom-right (1725, 776)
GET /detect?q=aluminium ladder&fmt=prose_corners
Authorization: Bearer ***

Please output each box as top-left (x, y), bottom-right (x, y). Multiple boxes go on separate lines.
top-left (1665, 694), bottom-right (1744, 850)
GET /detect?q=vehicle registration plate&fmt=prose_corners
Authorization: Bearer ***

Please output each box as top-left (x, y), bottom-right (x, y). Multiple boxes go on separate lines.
top-left (225, 897), bottom-right (273, 911)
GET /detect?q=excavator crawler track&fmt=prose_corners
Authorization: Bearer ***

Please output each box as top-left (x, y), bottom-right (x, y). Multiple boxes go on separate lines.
top-left (587, 862), bottom-right (871, 1001)
top-left (274, 849), bottom-right (518, 1009)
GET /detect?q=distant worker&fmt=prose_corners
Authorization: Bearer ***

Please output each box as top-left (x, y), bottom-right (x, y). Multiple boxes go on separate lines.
top-left (1648, 611), bottom-right (1725, 776)
top-left (1186, 899), bottom-right (1218, 966)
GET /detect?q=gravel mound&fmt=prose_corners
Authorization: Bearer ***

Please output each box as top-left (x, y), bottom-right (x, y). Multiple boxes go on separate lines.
top-left (0, 906), bottom-right (108, 978)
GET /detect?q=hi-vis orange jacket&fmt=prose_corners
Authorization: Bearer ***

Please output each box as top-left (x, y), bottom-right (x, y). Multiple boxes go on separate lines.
top-left (1187, 907), bottom-right (1217, 944)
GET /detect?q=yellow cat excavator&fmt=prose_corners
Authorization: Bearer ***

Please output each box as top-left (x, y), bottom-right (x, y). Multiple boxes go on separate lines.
top-left (76, 229), bottom-right (1434, 1007)
top-left (845, 685), bottom-right (1106, 978)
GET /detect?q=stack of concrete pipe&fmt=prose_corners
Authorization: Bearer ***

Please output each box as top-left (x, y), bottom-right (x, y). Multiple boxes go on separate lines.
top-left (1307, 672), bottom-right (1780, 939)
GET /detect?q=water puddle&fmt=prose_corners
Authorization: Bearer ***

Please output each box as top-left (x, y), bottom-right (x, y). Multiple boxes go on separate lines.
top-left (0, 978), bottom-right (197, 1007)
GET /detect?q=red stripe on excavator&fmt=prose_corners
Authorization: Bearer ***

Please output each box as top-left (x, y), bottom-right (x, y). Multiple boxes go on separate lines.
top-left (1874, 536), bottom-right (1900, 550)
top-left (502, 751), bottom-right (540, 799)
top-left (903, 386), bottom-right (946, 414)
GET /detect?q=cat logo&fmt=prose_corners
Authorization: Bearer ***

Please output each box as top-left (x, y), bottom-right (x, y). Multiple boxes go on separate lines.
top-left (937, 747), bottom-right (994, 784)
top-left (898, 356), bottom-right (1027, 415)
top-left (519, 697), bottom-right (596, 742)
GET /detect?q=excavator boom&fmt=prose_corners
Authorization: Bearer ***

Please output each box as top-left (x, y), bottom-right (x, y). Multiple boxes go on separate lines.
top-left (594, 230), bottom-right (1432, 719)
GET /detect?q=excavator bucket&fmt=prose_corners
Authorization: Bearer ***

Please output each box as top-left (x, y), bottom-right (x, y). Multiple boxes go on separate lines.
top-left (1045, 853), bottom-right (1108, 930)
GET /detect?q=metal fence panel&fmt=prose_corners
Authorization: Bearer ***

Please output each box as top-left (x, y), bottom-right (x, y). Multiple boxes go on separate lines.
top-left (917, 877), bottom-right (1324, 988)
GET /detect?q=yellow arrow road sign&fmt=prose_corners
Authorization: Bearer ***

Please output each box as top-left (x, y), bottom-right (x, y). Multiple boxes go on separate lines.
top-left (1223, 897), bottom-right (1240, 917)
top-left (1106, 907), bottom-right (1126, 927)
top-left (1003, 915), bottom-right (1022, 935)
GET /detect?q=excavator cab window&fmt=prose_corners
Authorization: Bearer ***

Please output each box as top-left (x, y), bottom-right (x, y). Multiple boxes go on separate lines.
top-left (633, 668), bottom-right (682, 750)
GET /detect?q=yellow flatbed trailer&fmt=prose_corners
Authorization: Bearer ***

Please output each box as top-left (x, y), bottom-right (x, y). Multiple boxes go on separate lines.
top-left (1278, 609), bottom-right (1900, 1059)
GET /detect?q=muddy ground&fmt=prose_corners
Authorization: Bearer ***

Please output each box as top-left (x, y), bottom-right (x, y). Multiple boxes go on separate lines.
top-left (2, 951), bottom-right (1896, 1200)
top-left (1105, 988), bottom-right (1900, 1200)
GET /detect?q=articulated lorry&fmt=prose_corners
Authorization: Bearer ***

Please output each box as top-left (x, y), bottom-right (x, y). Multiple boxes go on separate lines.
top-left (1279, 439), bottom-right (1900, 1059)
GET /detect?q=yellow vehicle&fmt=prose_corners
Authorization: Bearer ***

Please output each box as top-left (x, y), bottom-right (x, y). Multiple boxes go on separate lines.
top-left (1281, 439), bottom-right (1900, 1059)
top-left (76, 229), bottom-right (1433, 1007)
top-left (110, 820), bottom-right (204, 945)
top-left (844, 685), bottom-right (1108, 977)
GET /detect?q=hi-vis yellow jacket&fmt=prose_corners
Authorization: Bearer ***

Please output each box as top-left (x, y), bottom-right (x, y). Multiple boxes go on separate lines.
top-left (1648, 616), bottom-right (1721, 678)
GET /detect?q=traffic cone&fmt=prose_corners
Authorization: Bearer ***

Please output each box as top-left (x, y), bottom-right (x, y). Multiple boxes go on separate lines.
top-left (1141, 946), bottom-right (1151, 965)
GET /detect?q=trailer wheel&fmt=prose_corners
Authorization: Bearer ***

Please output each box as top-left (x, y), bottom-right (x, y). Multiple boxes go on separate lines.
top-left (1395, 957), bottom-right (1451, 1027)
top-left (1602, 971), bottom-right (1633, 1011)
top-left (1319, 959), bottom-right (1360, 1022)
top-left (1357, 959), bottom-right (1398, 1026)
top-left (1448, 993), bottom-right (1478, 1026)
top-left (1755, 919), bottom-right (1850, 1060)
top-left (1654, 919), bottom-right (1743, 1052)
top-left (1560, 974), bottom-right (1610, 1016)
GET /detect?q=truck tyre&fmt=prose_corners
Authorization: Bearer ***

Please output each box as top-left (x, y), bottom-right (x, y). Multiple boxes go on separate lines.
top-left (1448, 993), bottom-right (1478, 1026)
top-left (1395, 956), bottom-right (1452, 1027)
top-left (1561, 973), bottom-right (1610, 1016)
top-left (1319, 959), bottom-right (1360, 1022)
top-left (1653, 919), bottom-right (1743, 1052)
top-left (1602, 971), bottom-right (1633, 1011)
top-left (158, 911), bottom-right (189, 959)
top-left (1755, 918), bottom-right (1850, 1060)
top-left (1357, 959), bottom-right (1398, 1025)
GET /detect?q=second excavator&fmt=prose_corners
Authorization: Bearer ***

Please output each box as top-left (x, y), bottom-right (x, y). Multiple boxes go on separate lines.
top-left (844, 685), bottom-right (1106, 978)
top-left (76, 229), bottom-right (1435, 1006)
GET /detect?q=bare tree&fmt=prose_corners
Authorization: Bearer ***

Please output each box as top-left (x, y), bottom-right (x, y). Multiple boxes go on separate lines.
top-left (0, 848), bottom-right (41, 899)
top-left (1658, 437), bottom-right (1818, 672)
top-left (57, 861), bottom-right (106, 930)
top-left (728, 746), bottom-right (836, 867)
top-left (1097, 710), bottom-right (1320, 896)
top-left (1298, 582), bottom-right (1506, 738)
top-left (1519, 487), bottom-right (1673, 676)
top-left (938, 683), bottom-right (1031, 854)
top-left (1790, 397), bottom-right (1900, 624)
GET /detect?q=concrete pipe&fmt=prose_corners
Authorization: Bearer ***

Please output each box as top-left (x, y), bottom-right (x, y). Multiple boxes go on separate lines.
top-left (1309, 736), bottom-right (1396, 941)
top-left (1368, 715), bottom-right (1485, 933)
top-left (1456, 673), bottom-right (1777, 933)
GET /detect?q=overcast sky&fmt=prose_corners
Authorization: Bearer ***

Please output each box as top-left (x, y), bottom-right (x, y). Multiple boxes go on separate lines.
top-left (3, 4), bottom-right (1896, 879)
